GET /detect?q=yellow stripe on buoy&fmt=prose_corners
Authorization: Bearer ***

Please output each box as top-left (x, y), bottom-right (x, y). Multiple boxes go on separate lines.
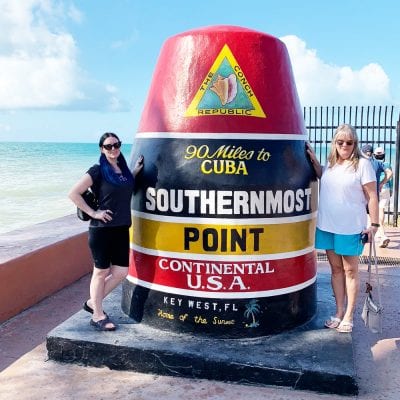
top-left (132, 215), bottom-right (316, 255)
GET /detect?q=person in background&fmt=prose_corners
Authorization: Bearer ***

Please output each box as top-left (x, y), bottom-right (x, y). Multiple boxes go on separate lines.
top-left (361, 144), bottom-right (393, 247)
top-left (69, 132), bottom-right (144, 331)
top-left (373, 146), bottom-right (393, 248)
top-left (361, 144), bottom-right (385, 197)
top-left (306, 124), bottom-right (379, 334)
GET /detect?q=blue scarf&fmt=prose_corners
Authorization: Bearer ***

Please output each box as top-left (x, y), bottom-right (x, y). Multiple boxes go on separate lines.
top-left (99, 153), bottom-right (134, 186)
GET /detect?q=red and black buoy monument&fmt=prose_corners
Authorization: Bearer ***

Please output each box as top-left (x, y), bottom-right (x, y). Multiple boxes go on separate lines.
top-left (122, 25), bottom-right (318, 337)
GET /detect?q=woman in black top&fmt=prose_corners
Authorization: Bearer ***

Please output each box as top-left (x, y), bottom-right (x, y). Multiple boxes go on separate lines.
top-left (69, 132), bottom-right (143, 331)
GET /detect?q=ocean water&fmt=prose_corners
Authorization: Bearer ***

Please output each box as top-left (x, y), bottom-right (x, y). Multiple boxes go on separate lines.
top-left (0, 142), bottom-right (132, 235)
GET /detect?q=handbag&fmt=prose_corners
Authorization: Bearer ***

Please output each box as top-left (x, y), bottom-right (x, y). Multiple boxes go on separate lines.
top-left (77, 189), bottom-right (99, 221)
top-left (361, 239), bottom-right (383, 333)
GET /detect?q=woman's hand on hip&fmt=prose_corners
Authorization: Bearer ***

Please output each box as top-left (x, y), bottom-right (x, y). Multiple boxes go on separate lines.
top-left (93, 209), bottom-right (113, 223)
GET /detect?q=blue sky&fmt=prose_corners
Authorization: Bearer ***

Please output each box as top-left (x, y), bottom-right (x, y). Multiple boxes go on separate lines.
top-left (0, 0), bottom-right (399, 143)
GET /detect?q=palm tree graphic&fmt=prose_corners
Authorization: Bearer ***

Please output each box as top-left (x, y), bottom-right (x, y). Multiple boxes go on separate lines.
top-left (244, 299), bottom-right (261, 328)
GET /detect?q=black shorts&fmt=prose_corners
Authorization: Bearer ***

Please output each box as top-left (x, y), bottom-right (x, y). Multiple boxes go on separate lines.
top-left (88, 226), bottom-right (130, 269)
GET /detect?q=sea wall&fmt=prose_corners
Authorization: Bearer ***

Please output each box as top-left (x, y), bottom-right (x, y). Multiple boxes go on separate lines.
top-left (0, 215), bottom-right (92, 323)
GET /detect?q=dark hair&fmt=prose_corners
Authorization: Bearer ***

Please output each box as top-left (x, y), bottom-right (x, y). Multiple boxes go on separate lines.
top-left (98, 132), bottom-right (134, 186)
top-left (99, 132), bottom-right (119, 147)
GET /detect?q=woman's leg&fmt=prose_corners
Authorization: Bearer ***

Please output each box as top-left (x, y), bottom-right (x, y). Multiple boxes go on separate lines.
top-left (103, 265), bottom-right (128, 296)
top-left (89, 266), bottom-right (115, 329)
top-left (86, 265), bottom-right (127, 331)
top-left (326, 250), bottom-right (346, 320)
top-left (341, 255), bottom-right (360, 323)
top-left (86, 227), bottom-right (128, 322)
top-left (101, 226), bottom-right (129, 296)
top-left (87, 265), bottom-right (127, 312)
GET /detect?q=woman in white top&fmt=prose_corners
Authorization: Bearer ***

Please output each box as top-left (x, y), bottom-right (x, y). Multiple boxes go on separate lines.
top-left (307, 124), bottom-right (379, 333)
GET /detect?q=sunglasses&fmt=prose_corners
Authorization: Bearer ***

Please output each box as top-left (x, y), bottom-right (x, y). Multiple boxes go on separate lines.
top-left (102, 141), bottom-right (122, 150)
top-left (336, 140), bottom-right (354, 146)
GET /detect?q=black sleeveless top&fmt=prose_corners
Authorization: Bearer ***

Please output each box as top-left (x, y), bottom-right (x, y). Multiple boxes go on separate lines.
top-left (87, 164), bottom-right (134, 228)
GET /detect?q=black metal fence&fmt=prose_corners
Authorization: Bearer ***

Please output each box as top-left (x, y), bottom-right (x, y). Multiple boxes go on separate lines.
top-left (304, 105), bottom-right (400, 226)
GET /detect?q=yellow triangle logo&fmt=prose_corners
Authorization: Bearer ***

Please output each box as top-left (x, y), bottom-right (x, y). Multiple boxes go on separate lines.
top-left (185, 44), bottom-right (266, 118)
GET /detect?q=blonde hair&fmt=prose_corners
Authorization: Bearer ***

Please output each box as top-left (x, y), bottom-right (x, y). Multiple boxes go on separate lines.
top-left (327, 124), bottom-right (362, 170)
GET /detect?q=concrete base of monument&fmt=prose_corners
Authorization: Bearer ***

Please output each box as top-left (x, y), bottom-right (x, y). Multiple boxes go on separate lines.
top-left (46, 272), bottom-right (357, 396)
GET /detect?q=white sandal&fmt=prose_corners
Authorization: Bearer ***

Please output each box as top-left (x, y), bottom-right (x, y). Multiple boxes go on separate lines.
top-left (336, 320), bottom-right (353, 333)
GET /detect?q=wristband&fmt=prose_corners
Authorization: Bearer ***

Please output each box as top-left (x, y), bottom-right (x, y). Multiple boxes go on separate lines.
top-left (371, 223), bottom-right (380, 227)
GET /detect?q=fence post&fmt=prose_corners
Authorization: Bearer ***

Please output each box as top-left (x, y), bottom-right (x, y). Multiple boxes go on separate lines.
top-left (393, 118), bottom-right (400, 227)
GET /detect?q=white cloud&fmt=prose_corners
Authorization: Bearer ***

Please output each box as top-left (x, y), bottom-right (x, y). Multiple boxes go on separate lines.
top-left (0, 0), bottom-right (127, 111)
top-left (67, 3), bottom-right (83, 23)
top-left (280, 35), bottom-right (392, 106)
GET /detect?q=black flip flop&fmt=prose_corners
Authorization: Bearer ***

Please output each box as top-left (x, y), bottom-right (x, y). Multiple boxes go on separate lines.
top-left (90, 316), bottom-right (116, 331)
top-left (83, 301), bottom-right (94, 314)
top-left (83, 301), bottom-right (108, 317)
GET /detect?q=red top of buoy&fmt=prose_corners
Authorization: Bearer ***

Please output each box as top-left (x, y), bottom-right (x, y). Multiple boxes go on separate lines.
top-left (138, 25), bottom-right (305, 134)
